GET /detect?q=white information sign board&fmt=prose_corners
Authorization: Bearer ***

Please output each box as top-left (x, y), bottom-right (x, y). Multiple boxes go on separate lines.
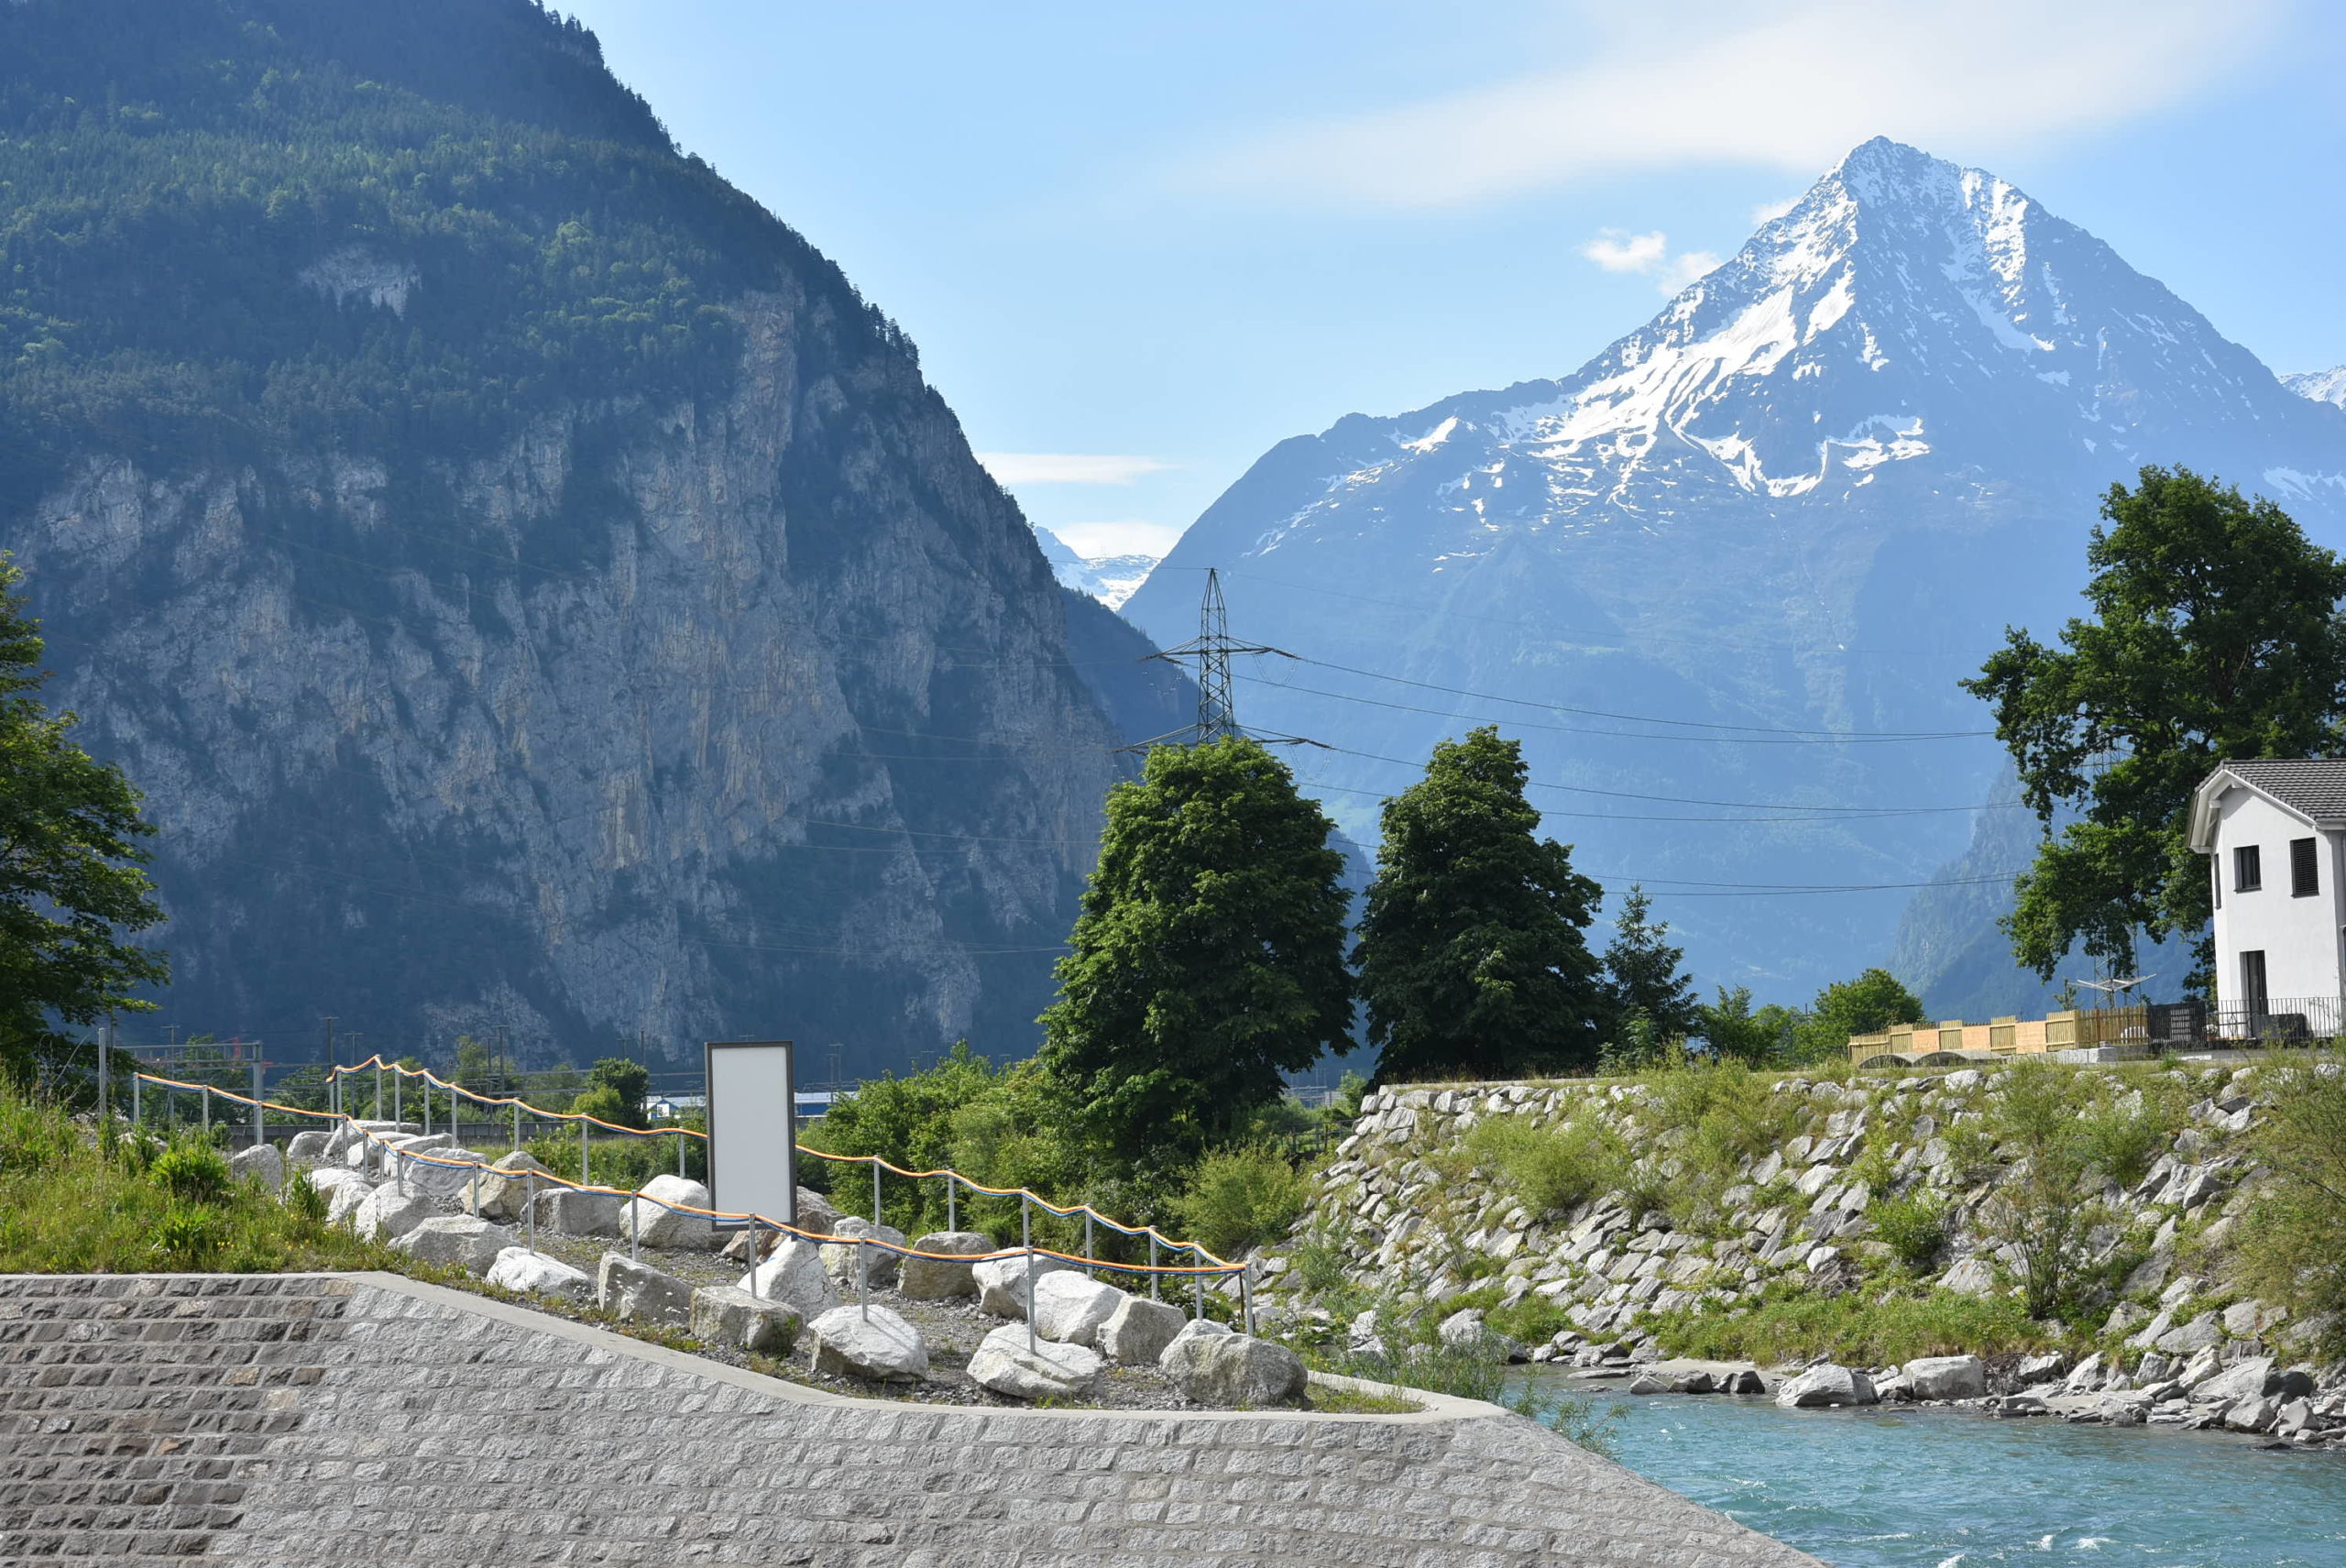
top-left (704, 1039), bottom-right (797, 1226)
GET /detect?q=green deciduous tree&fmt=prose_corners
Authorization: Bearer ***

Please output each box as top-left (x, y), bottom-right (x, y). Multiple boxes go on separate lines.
top-left (1354, 727), bottom-right (1609, 1081)
top-left (1039, 737), bottom-right (1352, 1177)
top-left (574, 1055), bottom-right (650, 1128)
top-left (1791, 968), bottom-right (1926, 1062)
top-left (1603, 883), bottom-right (1699, 1040)
top-left (0, 556), bottom-right (168, 1082)
top-left (1697, 985), bottom-right (1804, 1064)
top-left (1963, 466), bottom-right (2346, 984)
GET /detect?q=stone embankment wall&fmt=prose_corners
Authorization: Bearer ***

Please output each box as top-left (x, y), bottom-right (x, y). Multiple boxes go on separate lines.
top-left (0, 1272), bottom-right (1824, 1567)
top-left (1264, 1063), bottom-right (2340, 1388)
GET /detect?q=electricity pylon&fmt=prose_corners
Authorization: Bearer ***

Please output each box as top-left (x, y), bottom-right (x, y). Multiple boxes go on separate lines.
top-left (1124, 568), bottom-right (1322, 751)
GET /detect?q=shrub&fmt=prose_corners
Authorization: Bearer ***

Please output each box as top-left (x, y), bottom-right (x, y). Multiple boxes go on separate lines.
top-left (1460, 1113), bottom-right (1628, 1215)
top-left (2077, 1080), bottom-right (2182, 1189)
top-left (2236, 1062), bottom-right (2346, 1345)
top-left (1172, 1145), bottom-right (1312, 1260)
top-left (149, 1138), bottom-right (231, 1205)
top-left (1487, 1296), bottom-right (1570, 1346)
top-left (1869, 1191), bottom-right (1948, 1273)
top-left (152, 1204), bottom-right (224, 1267)
top-left (1975, 1059), bottom-right (2103, 1320)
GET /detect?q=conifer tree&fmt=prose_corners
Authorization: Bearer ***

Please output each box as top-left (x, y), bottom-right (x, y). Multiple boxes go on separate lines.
top-left (1602, 883), bottom-right (1699, 1040)
top-left (1354, 727), bottom-right (1608, 1080)
top-left (1039, 737), bottom-right (1352, 1174)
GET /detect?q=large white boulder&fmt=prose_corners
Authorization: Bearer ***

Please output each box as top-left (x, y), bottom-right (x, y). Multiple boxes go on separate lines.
top-left (1097, 1296), bottom-right (1187, 1365)
top-left (739, 1237), bottom-right (839, 1322)
top-left (392, 1216), bottom-right (516, 1275)
top-left (1030, 1271), bottom-right (1127, 1348)
top-left (1902, 1354), bottom-right (1988, 1402)
top-left (597, 1253), bottom-right (694, 1326)
top-left (622, 1175), bottom-right (717, 1249)
top-left (230, 1143), bottom-right (283, 1191)
top-left (532, 1189), bottom-right (623, 1236)
top-left (973, 1253), bottom-right (1071, 1319)
top-left (349, 1185), bottom-right (434, 1242)
top-left (807, 1305), bottom-right (927, 1382)
top-left (1775, 1365), bottom-right (1880, 1409)
top-left (898, 1232), bottom-right (996, 1299)
top-left (1161, 1332), bottom-right (1307, 1408)
top-left (2193, 1357), bottom-right (2277, 1405)
top-left (968, 1324), bottom-right (1105, 1401)
top-left (285, 1130), bottom-right (334, 1165)
top-left (462, 1150), bottom-right (551, 1222)
top-left (821, 1217), bottom-right (908, 1291)
top-left (485, 1246), bottom-right (591, 1302)
top-left (690, 1286), bottom-right (800, 1354)
top-left (321, 1173), bottom-right (376, 1227)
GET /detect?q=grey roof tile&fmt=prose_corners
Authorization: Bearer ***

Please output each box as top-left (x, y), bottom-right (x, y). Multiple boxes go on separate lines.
top-left (2221, 758), bottom-right (2346, 822)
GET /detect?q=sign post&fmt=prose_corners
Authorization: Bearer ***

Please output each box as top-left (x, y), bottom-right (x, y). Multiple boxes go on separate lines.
top-left (704, 1039), bottom-right (797, 1233)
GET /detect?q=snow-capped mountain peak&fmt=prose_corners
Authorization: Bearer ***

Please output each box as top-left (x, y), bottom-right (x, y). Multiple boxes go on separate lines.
top-left (2283, 366), bottom-right (2346, 408)
top-left (1032, 526), bottom-right (1157, 610)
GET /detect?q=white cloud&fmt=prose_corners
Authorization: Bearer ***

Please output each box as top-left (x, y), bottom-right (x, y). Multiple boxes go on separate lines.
top-left (1052, 519), bottom-right (1184, 558)
top-left (1580, 229), bottom-right (1668, 272)
top-left (1184, 0), bottom-right (2278, 209)
top-left (975, 452), bottom-right (1174, 486)
top-left (1579, 229), bottom-right (1722, 295)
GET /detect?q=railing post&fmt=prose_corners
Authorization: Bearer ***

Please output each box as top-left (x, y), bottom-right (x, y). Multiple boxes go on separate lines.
top-left (132, 1069), bottom-right (141, 1129)
top-left (1084, 1212), bottom-right (1094, 1277)
top-left (513, 1100), bottom-right (521, 1153)
top-left (676, 1132), bottom-right (685, 1179)
top-left (395, 1145), bottom-right (405, 1196)
top-left (1148, 1234), bottom-right (1158, 1301)
top-left (1022, 1196), bottom-right (1035, 1355)
top-left (1193, 1256), bottom-right (1203, 1320)
top-left (525, 1170), bottom-right (536, 1252)
top-left (946, 1172), bottom-right (956, 1233)
top-left (872, 1159), bottom-right (882, 1226)
top-left (251, 1061), bottom-right (264, 1149)
top-left (201, 1084), bottom-right (210, 1137)
top-left (858, 1240), bottom-right (869, 1321)
top-left (580, 1117), bottom-right (589, 1188)
top-left (422, 1076), bottom-right (430, 1135)
top-left (393, 1069), bottom-right (400, 1128)
top-left (1241, 1265), bottom-right (1255, 1337)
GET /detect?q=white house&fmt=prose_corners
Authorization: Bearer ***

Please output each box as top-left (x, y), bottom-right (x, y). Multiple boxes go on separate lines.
top-left (2188, 759), bottom-right (2346, 1030)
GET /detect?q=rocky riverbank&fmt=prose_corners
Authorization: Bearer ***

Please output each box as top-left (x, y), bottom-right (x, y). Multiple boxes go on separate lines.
top-left (1252, 1059), bottom-right (2346, 1446)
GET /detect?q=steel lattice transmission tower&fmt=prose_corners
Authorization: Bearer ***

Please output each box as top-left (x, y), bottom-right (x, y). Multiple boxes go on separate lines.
top-left (1126, 567), bottom-right (1321, 752)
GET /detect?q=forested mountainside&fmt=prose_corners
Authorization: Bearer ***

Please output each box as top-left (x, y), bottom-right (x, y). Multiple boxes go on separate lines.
top-left (1125, 138), bottom-right (2346, 1011)
top-left (0, 0), bottom-right (1186, 1073)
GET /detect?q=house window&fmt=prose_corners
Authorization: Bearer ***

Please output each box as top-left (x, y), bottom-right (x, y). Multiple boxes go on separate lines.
top-left (2234, 844), bottom-right (2263, 893)
top-left (2293, 837), bottom-right (2320, 897)
top-left (2241, 948), bottom-right (2269, 1014)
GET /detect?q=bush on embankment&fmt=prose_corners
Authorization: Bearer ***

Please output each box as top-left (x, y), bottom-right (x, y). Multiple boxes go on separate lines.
top-left (0, 1091), bottom-right (394, 1273)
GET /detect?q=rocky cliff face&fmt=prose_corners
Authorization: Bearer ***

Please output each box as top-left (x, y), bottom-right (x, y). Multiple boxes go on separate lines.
top-left (1261, 1064), bottom-right (2341, 1414)
top-left (13, 280), bottom-right (1135, 1069)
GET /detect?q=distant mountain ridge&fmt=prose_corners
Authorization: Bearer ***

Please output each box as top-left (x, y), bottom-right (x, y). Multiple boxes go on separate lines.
top-left (2284, 367), bottom-right (2346, 408)
top-left (1124, 137), bottom-right (2346, 1007)
top-left (1033, 527), bottom-right (1160, 610)
top-left (0, 0), bottom-right (1190, 1073)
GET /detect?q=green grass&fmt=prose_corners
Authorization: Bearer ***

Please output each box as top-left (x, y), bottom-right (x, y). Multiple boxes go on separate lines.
top-left (0, 1092), bottom-right (396, 1274)
top-left (1304, 1382), bottom-right (1423, 1414)
top-left (1648, 1287), bottom-right (2057, 1365)
top-left (1459, 1113), bottom-right (1630, 1217)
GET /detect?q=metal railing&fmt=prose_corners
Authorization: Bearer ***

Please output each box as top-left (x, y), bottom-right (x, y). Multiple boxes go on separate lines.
top-left (2209, 995), bottom-right (2346, 1043)
top-left (126, 1060), bottom-right (1255, 1344)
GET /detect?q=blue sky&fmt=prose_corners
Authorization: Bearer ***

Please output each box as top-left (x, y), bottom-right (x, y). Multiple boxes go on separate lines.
top-left (561, 0), bottom-right (2346, 561)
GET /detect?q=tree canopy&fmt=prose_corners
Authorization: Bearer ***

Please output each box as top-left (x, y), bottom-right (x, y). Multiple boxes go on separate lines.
top-left (1353, 727), bottom-right (1609, 1081)
top-left (1963, 466), bottom-right (2346, 982)
top-left (1038, 737), bottom-right (1352, 1176)
top-left (0, 557), bottom-right (168, 1080)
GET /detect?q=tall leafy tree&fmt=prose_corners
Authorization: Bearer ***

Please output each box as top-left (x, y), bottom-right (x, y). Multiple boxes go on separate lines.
top-left (0, 555), bottom-right (168, 1082)
top-left (1963, 466), bottom-right (2346, 983)
top-left (1793, 968), bottom-right (1927, 1062)
top-left (1040, 737), bottom-right (1352, 1175)
top-left (1602, 883), bottom-right (1699, 1039)
top-left (1354, 727), bottom-right (1609, 1081)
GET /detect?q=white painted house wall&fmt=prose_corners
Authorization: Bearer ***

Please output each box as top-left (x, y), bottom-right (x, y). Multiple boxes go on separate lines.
top-left (2207, 786), bottom-right (2346, 1003)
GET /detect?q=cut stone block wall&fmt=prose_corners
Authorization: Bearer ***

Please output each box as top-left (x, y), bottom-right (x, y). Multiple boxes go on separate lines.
top-left (0, 1272), bottom-right (1821, 1565)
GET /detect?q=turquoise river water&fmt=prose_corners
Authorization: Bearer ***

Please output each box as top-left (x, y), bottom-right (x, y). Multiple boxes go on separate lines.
top-left (1520, 1378), bottom-right (2346, 1567)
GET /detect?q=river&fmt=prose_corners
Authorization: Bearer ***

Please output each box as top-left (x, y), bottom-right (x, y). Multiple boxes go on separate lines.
top-left (1519, 1377), bottom-right (2346, 1567)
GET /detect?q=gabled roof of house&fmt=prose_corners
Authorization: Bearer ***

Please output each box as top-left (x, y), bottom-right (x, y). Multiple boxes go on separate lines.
top-left (2189, 758), bottom-right (2346, 850)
